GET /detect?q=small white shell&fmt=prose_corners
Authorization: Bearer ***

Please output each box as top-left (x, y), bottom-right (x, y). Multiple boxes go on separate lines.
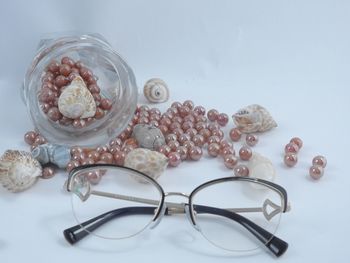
top-left (0, 150), bottom-right (42, 192)
top-left (124, 148), bottom-right (168, 182)
top-left (246, 152), bottom-right (276, 183)
top-left (143, 78), bottom-right (169, 103)
top-left (233, 104), bottom-right (277, 133)
top-left (58, 76), bottom-right (96, 119)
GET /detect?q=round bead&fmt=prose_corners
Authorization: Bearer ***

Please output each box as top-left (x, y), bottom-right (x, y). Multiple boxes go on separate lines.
top-left (290, 137), bottom-right (303, 149)
top-left (24, 131), bottom-right (37, 145)
top-left (208, 143), bottom-right (220, 157)
top-left (220, 147), bottom-right (235, 157)
top-left (183, 100), bottom-right (194, 110)
top-left (169, 122), bottom-right (181, 131)
top-left (34, 135), bottom-right (47, 145)
top-left (176, 146), bottom-right (188, 160)
top-left (234, 165), bottom-right (249, 177)
top-left (199, 128), bottom-right (211, 141)
top-left (208, 136), bottom-right (220, 145)
top-left (195, 122), bottom-right (207, 131)
top-left (189, 146), bottom-right (203, 161)
top-left (312, 155), bottom-right (327, 168)
top-left (217, 113), bottom-right (229, 127)
top-left (239, 146), bottom-right (252, 161)
top-left (168, 152), bottom-right (181, 167)
top-left (47, 107), bottom-right (62, 122)
top-left (179, 106), bottom-right (191, 118)
top-left (182, 140), bottom-right (195, 149)
top-left (100, 98), bottom-right (113, 110)
top-left (113, 151), bottom-right (126, 166)
top-left (178, 134), bottom-right (191, 145)
top-left (48, 61), bottom-right (60, 73)
top-left (166, 133), bottom-right (178, 143)
top-left (88, 84), bottom-right (100, 93)
top-left (224, 154), bottom-right (238, 169)
top-left (41, 167), bottom-right (55, 179)
top-left (70, 146), bottom-right (83, 155)
top-left (194, 106), bottom-right (206, 115)
top-left (185, 128), bottom-right (198, 138)
top-left (66, 161), bottom-right (80, 172)
top-left (158, 125), bottom-right (169, 135)
top-left (285, 143), bottom-right (299, 154)
top-left (284, 153), bottom-right (298, 167)
top-left (168, 140), bottom-right (180, 151)
top-left (246, 134), bottom-right (259, 147)
top-left (173, 128), bottom-right (184, 138)
top-left (219, 140), bottom-right (233, 149)
top-left (182, 121), bottom-right (194, 131)
top-left (192, 134), bottom-right (205, 147)
top-left (229, 128), bottom-right (242, 142)
top-left (207, 123), bottom-right (219, 132)
top-left (54, 75), bottom-right (68, 88)
top-left (96, 146), bottom-right (108, 154)
top-left (171, 102), bottom-right (182, 109)
top-left (87, 171), bottom-right (101, 185)
top-left (158, 145), bottom-right (172, 157)
top-left (87, 150), bottom-right (100, 161)
top-left (61, 57), bottom-right (75, 67)
top-left (183, 115), bottom-right (195, 123)
top-left (81, 158), bottom-right (95, 166)
top-left (95, 107), bottom-right (105, 119)
top-left (309, 165), bottom-right (324, 180)
top-left (59, 64), bottom-right (71, 76)
top-left (207, 109), bottom-right (219, 122)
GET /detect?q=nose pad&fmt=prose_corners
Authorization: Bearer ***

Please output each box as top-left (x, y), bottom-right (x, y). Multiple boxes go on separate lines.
top-left (185, 204), bottom-right (201, 232)
top-left (149, 203), bottom-right (167, 230)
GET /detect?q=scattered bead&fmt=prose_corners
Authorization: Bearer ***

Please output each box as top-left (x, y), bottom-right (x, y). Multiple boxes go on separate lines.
top-left (217, 113), bottom-right (229, 127)
top-left (239, 146), bottom-right (252, 161)
top-left (234, 165), bottom-right (249, 177)
top-left (309, 165), bottom-right (324, 180)
top-left (24, 131), bottom-right (37, 145)
top-left (312, 155), bottom-right (327, 168)
top-left (229, 128), bottom-right (242, 142)
top-left (208, 143), bottom-right (220, 157)
top-left (207, 109), bottom-right (219, 122)
top-left (246, 134), bottom-right (259, 147)
top-left (284, 153), bottom-right (298, 167)
top-left (290, 137), bottom-right (303, 149)
top-left (284, 143), bottom-right (299, 154)
top-left (223, 154), bottom-right (238, 169)
top-left (168, 152), bottom-right (181, 167)
top-left (41, 167), bottom-right (55, 179)
top-left (189, 146), bottom-right (203, 161)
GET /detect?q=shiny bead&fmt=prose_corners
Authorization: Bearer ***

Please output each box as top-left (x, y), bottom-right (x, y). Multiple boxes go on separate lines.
top-left (88, 83), bottom-right (100, 94)
top-left (195, 122), bottom-right (207, 131)
top-left (176, 146), bottom-right (188, 160)
top-left (185, 128), bottom-right (198, 139)
top-left (192, 134), bottom-right (205, 147)
top-left (61, 57), bottom-right (75, 67)
top-left (87, 171), bottom-right (101, 185)
top-left (59, 64), bottom-right (71, 76)
top-left (87, 151), bottom-right (100, 161)
top-left (207, 123), bottom-right (219, 132)
top-left (229, 128), bottom-right (242, 142)
top-left (168, 152), bottom-right (181, 167)
top-left (70, 146), bottom-right (83, 155)
top-left (234, 165), bottom-right (249, 177)
top-left (96, 146), bottom-right (108, 154)
top-left (208, 143), bottom-right (220, 157)
top-left (309, 165), bottom-right (324, 180)
top-left (224, 154), bottom-right (238, 169)
top-left (284, 153), bottom-right (298, 167)
top-left (24, 131), bottom-right (37, 145)
top-left (158, 145), bottom-right (172, 157)
top-left (166, 133), bottom-right (178, 143)
top-left (189, 146), bottom-right (203, 161)
top-left (194, 106), bottom-right (206, 116)
top-left (95, 107), bottom-right (105, 119)
top-left (138, 117), bottom-right (149, 124)
top-left (183, 100), bottom-right (194, 110)
top-left (66, 161), bottom-right (80, 172)
top-left (183, 115), bottom-right (195, 123)
top-left (47, 107), bottom-right (62, 122)
top-left (285, 143), bottom-right (299, 154)
top-left (312, 155), bottom-right (327, 168)
top-left (41, 167), bottom-right (55, 179)
top-left (113, 151), bottom-right (126, 166)
top-left (178, 134), bottom-right (191, 145)
top-left (171, 101), bottom-right (182, 109)
top-left (149, 108), bottom-right (161, 116)
top-left (160, 117), bottom-right (172, 127)
top-left (169, 122), bottom-right (182, 131)
top-left (239, 146), bottom-right (252, 161)
top-left (196, 115), bottom-right (207, 123)
top-left (199, 128), bottom-right (211, 141)
top-left (246, 134), bottom-right (259, 147)
top-left (80, 67), bottom-right (93, 80)
top-left (220, 147), bottom-right (235, 157)
top-left (100, 152), bottom-right (114, 164)
top-left (173, 128), bottom-right (184, 138)
top-left (208, 135), bottom-right (220, 145)
top-left (34, 135), bottom-right (47, 145)
top-left (54, 75), bottom-right (68, 88)
top-left (48, 61), bottom-right (60, 73)
top-left (179, 106), bottom-right (191, 118)
top-left (81, 158), bottom-right (95, 166)
top-left (207, 109), bottom-right (219, 122)
top-left (182, 121), bottom-right (194, 131)
top-left (168, 140), bottom-right (180, 151)
top-left (122, 145), bottom-right (135, 154)
top-left (109, 146), bottom-right (121, 154)
top-left (290, 137), bottom-right (303, 149)
top-left (158, 125), bottom-right (169, 135)
top-left (163, 112), bottom-right (174, 120)
top-left (173, 116), bottom-right (183, 124)
top-left (183, 140), bottom-right (195, 149)
top-left (219, 140), bottom-right (233, 150)
top-left (217, 113), bottom-right (229, 126)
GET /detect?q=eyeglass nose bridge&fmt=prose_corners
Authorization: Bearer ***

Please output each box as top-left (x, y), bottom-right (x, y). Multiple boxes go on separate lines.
top-left (149, 192), bottom-right (200, 231)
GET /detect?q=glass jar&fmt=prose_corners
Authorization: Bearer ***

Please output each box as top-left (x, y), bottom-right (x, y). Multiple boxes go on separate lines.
top-left (22, 33), bottom-right (138, 147)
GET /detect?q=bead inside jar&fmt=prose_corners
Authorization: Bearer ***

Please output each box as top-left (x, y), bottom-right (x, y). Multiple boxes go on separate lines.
top-left (23, 33), bottom-right (138, 147)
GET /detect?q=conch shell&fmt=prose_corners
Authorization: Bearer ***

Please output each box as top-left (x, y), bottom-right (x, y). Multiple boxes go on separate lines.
top-left (132, 124), bottom-right (166, 150)
top-left (143, 78), bottom-right (169, 103)
top-left (233, 104), bottom-right (277, 133)
top-left (0, 150), bottom-right (42, 192)
top-left (58, 76), bottom-right (96, 119)
top-left (31, 143), bottom-right (71, 169)
top-left (246, 152), bottom-right (276, 183)
top-left (124, 148), bottom-right (168, 182)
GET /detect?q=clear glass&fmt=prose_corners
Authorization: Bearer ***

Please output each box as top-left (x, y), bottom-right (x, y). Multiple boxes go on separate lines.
top-left (191, 180), bottom-right (283, 252)
top-left (70, 166), bottom-right (163, 239)
top-left (22, 32), bottom-right (138, 147)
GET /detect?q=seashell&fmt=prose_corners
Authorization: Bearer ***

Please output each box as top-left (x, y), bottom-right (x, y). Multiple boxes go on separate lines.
top-left (58, 76), bottom-right (96, 119)
top-left (132, 124), bottom-right (166, 150)
top-left (31, 143), bottom-right (71, 169)
top-left (246, 152), bottom-right (276, 184)
top-left (0, 150), bottom-right (42, 192)
top-left (233, 104), bottom-right (277, 133)
top-left (143, 78), bottom-right (169, 103)
top-left (124, 148), bottom-right (168, 182)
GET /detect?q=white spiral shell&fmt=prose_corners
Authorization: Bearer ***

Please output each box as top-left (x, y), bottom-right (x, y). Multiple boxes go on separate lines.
top-left (0, 150), bottom-right (42, 192)
top-left (143, 78), bottom-right (169, 103)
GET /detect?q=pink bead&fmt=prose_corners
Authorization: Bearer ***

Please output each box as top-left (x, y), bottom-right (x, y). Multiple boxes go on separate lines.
top-left (207, 109), bottom-right (219, 122)
top-left (158, 125), bottom-right (169, 135)
top-left (208, 136), bottom-right (220, 145)
top-left (88, 84), bottom-right (100, 93)
top-left (229, 128), bottom-right (242, 142)
top-left (312, 156), bottom-right (327, 168)
top-left (48, 61), bottom-right (60, 73)
top-left (24, 131), bottom-right (37, 145)
top-left (182, 121), bottom-right (194, 131)
top-left (285, 143), bottom-right (299, 154)
top-left (160, 117), bottom-right (172, 127)
top-left (54, 75), bottom-right (68, 88)
top-left (72, 119), bottom-right (86, 128)
top-left (59, 64), bottom-right (71, 76)
top-left (194, 106), bottom-right (206, 116)
top-left (87, 151), bottom-right (100, 161)
top-left (211, 129), bottom-right (224, 139)
top-left (99, 152), bottom-right (113, 164)
top-left (61, 57), bottom-right (75, 67)
top-left (173, 128), bottom-right (184, 138)
top-left (114, 151), bottom-right (126, 165)
top-left (100, 98), bottom-right (112, 111)
top-left (149, 108), bottom-right (161, 116)
top-left (179, 106), bottom-right (191, 118)
top-left (234, 165), bottom-right (249, 177)
top-left (183, 100), bottom-right (194, 110)
top-left (59, 116), bottom-right (73, 126)
top-left (219, 140), bottom-right (233, 150)
top-left (178, 134), bottom-right (191, 145)
top-left (284, 153), bottom-right (298, 167)
top-left (70, 146), bottom-right (83, 155)
top-left (169, 122), bottom-right (182, 131)
top-left (183, 140), bottom-right (195, 149)
top-left (34, 135), bottom-right (47, 145)
top-left (138, 117), bottom-right (149, 124)
top-left (171, 101), bottom-right (182, 109)
top-left (217, 113), bottom-right (229, 126)
top-left (96, 146), bottom-right (109, 154)
top-left (166, 133), bottom-right (178, 143)
top-left (39, 88), bottom-right (55, 103)
top-left (176, 146), bottom-right (188, 160)
top-left (246, 134), bottom-right (259, 147)
top-left (168, 140), bottom-right (180, 151)
top-left (41, 167), bottom-right (55, 179)
top-left (163, 112), bottom-right (174, 120)
top-left (290, 137), bottom-right (303, 149)
top-left (41, 103), bottom-right (51, 113)
top-left (47, 107), bottom-right (62, 122)
top-left (196, 115), bottom-right (207, 123)
top-left (66, 161), bottom-right (80, 172)
top-left (220, 147), bottom-right (235, 157)
top-left (122, 145), bottom-right (135, 154)
top-left (208, 143), bottom-right (220, 157)
top-left (185, 128), bottom-right (198, 139)
top-left (158, 145), bottom-right (172, 157)
top-left (195, 122), bottom-right (207, 131)
top-left (87, 171), bottom-right (101, 185)
top-left (149, 114), bottom-right (161, 122)
top-left (224, 154), bottom-right (238, 169)
top-left (189, 146), bottom-right (203, 161)
top-left (183, 115), bottom-right (195, 123)
top-left (192, 134), bottom-right (205, 147)
top-left (168, 152), bottom-right (181, 167)
top-left (81, 158), bottom-right (95, 166)
top-left (207, 123), bottom-right (219, 132)
top-left (239, 146), bottom-right (252, 161)
top-left (173, 116), bottom-right (183, 124)
top-left (309, 165), bottom-right (324, 180)
top-left (95, 108), bottom-right (105, 119)
top-left (199, 128), bottom-right (211, 141)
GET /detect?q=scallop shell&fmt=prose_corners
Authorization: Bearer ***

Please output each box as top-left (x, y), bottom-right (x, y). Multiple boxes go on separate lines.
top-left (246, 152), bottom-right (276, 183)
top-left (132, 124), bottom-right (166, 150)
top-left (143, 78), bottom-right (169, 103)
top-left (124, 148), bottom-right (168, 182)
top-left (58, 76), bottom-right (96, 119)
top-left (31, 143), bottom-right (71, 169)
top-left (0, 150), bottom-right (42, 192)
top-left (233, 104), bottom-right (277, 133)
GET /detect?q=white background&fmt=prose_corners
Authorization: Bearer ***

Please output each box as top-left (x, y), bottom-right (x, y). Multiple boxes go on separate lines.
top-left (0, 0), bottom-right (349, 262)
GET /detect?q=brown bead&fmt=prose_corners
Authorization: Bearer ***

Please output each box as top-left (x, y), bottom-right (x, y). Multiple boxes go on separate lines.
top-left (66, 161), bottom-right (80, 172)
top-left (284, 153), bottom-right (298, 167)
top-left (41, 167), bottom-right (55, 179)
top-left (80, 67), bottom-right (93, 80)
top-left (208, 143), bottom-right (220, 157)
top-left (61, 57), bottom-right (75, 67)
top-left (94, 107), bottom-right (105, 120)
top-left (285, 143), bottom-right (299, 154)
top-left (158, 145), bottom-right (172, 157)
top-left (207, 109), bottom-right (219, 122)
top-left (48, 61), bottom-right (60, 73)
top-left (100, 98), bottom-right (112, 110)
top-left (189, 146), bottom-right (203, 161)
top-left (176, 146), bottom-right (188, 160)
top-left (229, 128), bottom-right (242, 142)
top-left (70, 146), bottom-right (83, 155)
top-left (239, 146), bottom-right (252, 161)
top-left (290, 137), bottom-right (303, 149)
top-left (54, 75), bottom-right (68, 88)
top-left (113, 151), bottom-right (126, 165)
top-left (24, 131), bottom-right (37, 145)
top-left (208, 136), bottom-right (220, 145)
top-left (59, 64), bottom-right (71, 76)
top-left (34, 135), bottom-right (47, 145)
top-left (220, 147), bottom-right (235, 157)
top-left (246, 134), bottom-right (259, 147)
top-left (183, 100), bottom-right (194, 110)
top-left (234, 165), bottom-right (249, 177)
top-left (312, 155), bottom-right (327, 168)
top-left (88, 84), bottom-right (100, 93)
top-left (199, 128), bottom-right (211, 141)
top-left (81, 158), bottom-right (95, 166)
top-left (224, 154), bottom-right (238, 169)
top-left (87, 150), bottom-right (100, 161)
top-left (100, 152), bottom-right (114, 164)
top-left (309, 165), bottom-right (324, 180)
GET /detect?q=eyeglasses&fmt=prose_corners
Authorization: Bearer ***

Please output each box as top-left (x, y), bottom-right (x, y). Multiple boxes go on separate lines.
top-left (63, 164), bottom-right (290, 257)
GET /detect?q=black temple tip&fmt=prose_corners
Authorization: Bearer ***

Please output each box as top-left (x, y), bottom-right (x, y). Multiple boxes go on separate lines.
top-left (266, 236), bottom-right (289, 257)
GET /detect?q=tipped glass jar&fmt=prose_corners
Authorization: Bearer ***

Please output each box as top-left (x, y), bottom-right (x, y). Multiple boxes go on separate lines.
top-left (22, 33), bottom-right (138, 147)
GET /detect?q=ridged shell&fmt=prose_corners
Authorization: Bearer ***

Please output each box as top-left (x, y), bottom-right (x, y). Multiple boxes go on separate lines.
top-left (124, 148), bottom-right (168, 182)
top-left (0, 150), bottom-right (42, 192)
top-left (246, 153), bottom-right (276, 183)
top-left (143, 78), bottom-right (169, 103)
top-left (31, 143), bottom-right (71, 169)
top-left (233, 104), bottom-right (277, 133)
top-left (58, 76), bottom-right (96, 119)
top-left (132, 124), bottom-right (166, 150)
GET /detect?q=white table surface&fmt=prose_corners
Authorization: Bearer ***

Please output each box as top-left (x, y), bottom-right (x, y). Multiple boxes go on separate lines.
top-left (0, 0), bottom-right (349, 262)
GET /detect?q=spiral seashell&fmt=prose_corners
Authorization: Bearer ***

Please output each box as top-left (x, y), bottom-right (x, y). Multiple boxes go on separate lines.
top-left (0, 150), bottom-right (42, 192)
top-left (233, 104), bottom-right (277, 133)
top-left (58, 76), bottom-right (96, 119)
top-left (31, 143), bottom-right (71, 169)
top-left (143, 78), bottom-right (169, 103)
top-left (124, 148), bottom-right (168, 182)
top-left (132, 124), bottom-right (166, 150)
